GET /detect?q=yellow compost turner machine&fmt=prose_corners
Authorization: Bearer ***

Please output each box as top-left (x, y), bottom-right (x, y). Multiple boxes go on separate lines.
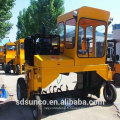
top-left (17, 7), bottom-right (117, 120)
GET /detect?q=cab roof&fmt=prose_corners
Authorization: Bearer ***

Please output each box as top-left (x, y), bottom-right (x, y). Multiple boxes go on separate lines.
top-left (16, 38), bottom-right (24, 44)
top-left (57, 6), bottom-right (110, 23)
top-left (6, 42), bottom-right (16, 46)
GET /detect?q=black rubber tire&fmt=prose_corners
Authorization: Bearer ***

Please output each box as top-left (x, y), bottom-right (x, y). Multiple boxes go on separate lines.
top-left (2, 63), bottom-right (4, 70)
top-left (17, 77), bottom-right (27, 100)
top-left (16, 65), bottom-right (20, 75)
top-left (3, 63), bottom-right (6, 70)
top-left (32, 95), bottom-right (42, 120)
top-left (103, 84), bottom-right (117, 104)
top-left (114, 74), bottom-right (120, 87)
top-left (13, 66), bottom-right (15, 74)
top-left (5, 64), bottom-right (10, 74)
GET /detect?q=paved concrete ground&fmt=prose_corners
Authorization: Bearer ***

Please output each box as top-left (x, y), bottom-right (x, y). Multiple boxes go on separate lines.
top-left (0, 71), bottom-right (120, 120)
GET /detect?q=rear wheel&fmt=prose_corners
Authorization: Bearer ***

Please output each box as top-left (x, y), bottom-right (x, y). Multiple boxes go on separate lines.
top-left (16, 65), bottom-right (20, 75)
top-left (13, 65), bottom-right (15, 74)
top-left (103, 83), bottom-right (117, 104)
top-left (17, 77), bottom-right (27, 100)
top-left (3, 63), bottom-right (6, 70)
top-left (5, 64), bottom-right (10, 74)
top-left (32, 95), bottom-right (42, 120)
top-left (2, 63), bottom-right (4, 70)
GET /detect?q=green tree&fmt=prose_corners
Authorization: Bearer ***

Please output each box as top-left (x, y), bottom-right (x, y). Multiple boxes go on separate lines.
top-left (0, 0), bottom-right (15, 39)
top-left (17, 0), bottom-right (64, 39)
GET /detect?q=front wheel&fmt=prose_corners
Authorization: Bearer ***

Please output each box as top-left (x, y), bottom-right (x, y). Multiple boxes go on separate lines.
top-left (16, 65), bottom-right (20, 75)
top-left (5, 64), bottom-right (10, 74)
top-left (32, 95), bottom-right (42, 120)
top-left (103, 83), bottom-right (117, 104)
top-left (17, 77), bottom-right (27, 100)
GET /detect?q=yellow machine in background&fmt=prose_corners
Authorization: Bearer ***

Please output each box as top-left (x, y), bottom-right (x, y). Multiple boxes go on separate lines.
top-left (0, 46), bottom-right (4, 69)
top-left (17, 7), bottom-right (117, 120)
top-left (4, 42), bottom-right (16, 74)
top-left (14, 39), bottom-right (25, 75)
top-left (107, 40), bottom-right (120, 86)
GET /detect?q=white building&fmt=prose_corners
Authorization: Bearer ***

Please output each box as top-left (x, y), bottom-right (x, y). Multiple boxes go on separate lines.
top-left (113, 24), bottom-right (120, 40)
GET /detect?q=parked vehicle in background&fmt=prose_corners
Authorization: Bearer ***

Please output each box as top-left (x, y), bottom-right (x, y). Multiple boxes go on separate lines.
top-left (0, 46), bottom-right (4, 70)
top-left (4, 42), bottom-right (16, 74)
top-left (107, 39), bottom-right (120, 86)
top-left (13, 39), bottom-right (25, 75)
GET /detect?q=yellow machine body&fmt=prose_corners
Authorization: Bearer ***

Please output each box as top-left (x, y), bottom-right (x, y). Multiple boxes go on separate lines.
top-left (25, 6), bottom-right (112, 98)
top-left (107, 40), bottom-right (120, 85)
top-left (4, 42), bottom-right (16, 64)
top-left (0, 46), bottom-right (4, 64)
top-left (14, 39), bottom-right (25, 74)
top-left (112, 64), bottom-right (120, 76)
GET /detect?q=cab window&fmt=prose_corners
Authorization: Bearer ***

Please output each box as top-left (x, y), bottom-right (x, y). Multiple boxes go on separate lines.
top-left (86, 26), bottom-right (93, 55)
top-left (21, 43), bottom-right (24, 49)
top-left (65, 19), bottom-right (76, 49)
top-left (95, 25), bottom-right (105, 57)
top-left (58, 22), bottom-right (64, 43)
top-left (77, 18), bottom-right (106, 58)
top-left (78, 27), bottom-right (84, 50)
top-left (7, 45), bottom-right (16, 51)
top-left (58, 22), bottom-right (64, 53)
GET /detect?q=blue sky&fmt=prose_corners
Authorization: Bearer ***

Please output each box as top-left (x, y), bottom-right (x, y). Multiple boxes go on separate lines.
top-left (3, 0), bottom-right (120, 44)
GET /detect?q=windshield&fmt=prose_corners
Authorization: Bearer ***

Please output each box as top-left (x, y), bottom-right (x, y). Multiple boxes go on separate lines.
top-left (7, 45), bottom-right (16, 51)
top-left (21, 43), bottom-right (24, 49)
top-left (35, 35), bottom-right (60, 55)
top-left (58, 22), bottom-right (64, 42)
top-left (107, 42), bottom-right (114, 62)
top-left (65, 18), bottom-right (76, 49)
top-left (107, 41), bottom-right (120, 63)
top-left (77, 18), bottom-right (106, 58)
top-left (36, 36), bottom-right (59, 46)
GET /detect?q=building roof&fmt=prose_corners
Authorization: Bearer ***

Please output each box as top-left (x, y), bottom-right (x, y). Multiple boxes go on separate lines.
top-left (113, 24), bottom-right (120, 30)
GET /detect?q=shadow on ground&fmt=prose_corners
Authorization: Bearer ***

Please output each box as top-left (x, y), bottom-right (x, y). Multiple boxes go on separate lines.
top-left (0, 96), bottom-right (114, 120)
top-left (0, 101), bottom-right (34, 120)
top-left (42, 97), bottom-right (113, 119)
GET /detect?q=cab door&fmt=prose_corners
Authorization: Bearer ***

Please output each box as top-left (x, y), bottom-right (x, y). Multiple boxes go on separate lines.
top-left (75, 7), bottom-right (110, 66)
